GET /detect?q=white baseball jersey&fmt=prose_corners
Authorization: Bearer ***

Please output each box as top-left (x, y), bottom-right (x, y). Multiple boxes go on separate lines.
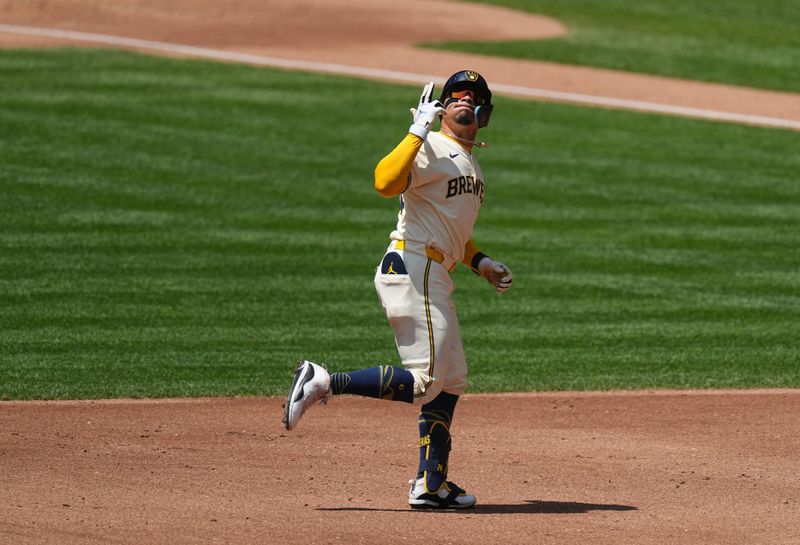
top-left (389, 132), bottom-right (484, 264)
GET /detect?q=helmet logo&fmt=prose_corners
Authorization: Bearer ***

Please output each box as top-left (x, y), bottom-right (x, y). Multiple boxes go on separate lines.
top-left (465, 70), bottom-right (480, 81)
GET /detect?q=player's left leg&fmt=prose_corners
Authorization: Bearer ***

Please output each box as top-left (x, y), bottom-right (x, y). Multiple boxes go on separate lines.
top-left (408, 306), bottom-right (473, 508)
top-left (408, 389), bottom-right (475, 508)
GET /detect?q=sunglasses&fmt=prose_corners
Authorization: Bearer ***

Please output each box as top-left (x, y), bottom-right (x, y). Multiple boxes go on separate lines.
top-left (445, 89), bottom-right (489, 106)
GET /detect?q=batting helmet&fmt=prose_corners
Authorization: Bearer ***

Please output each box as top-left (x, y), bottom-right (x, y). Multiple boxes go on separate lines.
top-left (439, 69), bottom-right (494, 128)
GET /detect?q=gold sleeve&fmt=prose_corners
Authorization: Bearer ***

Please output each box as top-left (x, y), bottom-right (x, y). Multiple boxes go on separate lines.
top-left (373, 133), bottom-right (424, 198)
top-left (462, 239), bottom-right (489, 273)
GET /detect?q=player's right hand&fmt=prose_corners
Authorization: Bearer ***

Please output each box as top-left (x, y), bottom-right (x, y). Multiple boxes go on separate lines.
top-left (409, 82), bottom-right (444, 140)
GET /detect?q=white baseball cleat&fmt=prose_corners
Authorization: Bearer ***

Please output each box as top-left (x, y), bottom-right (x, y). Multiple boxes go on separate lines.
top-left (407, 477), bottom-right (476, 509)
top-left (282, 360), bottom-right (331, 431)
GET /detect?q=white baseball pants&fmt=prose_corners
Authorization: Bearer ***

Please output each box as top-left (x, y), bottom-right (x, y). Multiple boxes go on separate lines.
top-left (374, 241), bottom-right (467, 405)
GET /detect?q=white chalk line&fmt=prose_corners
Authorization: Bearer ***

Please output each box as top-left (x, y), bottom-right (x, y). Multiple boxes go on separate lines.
top-left (2, 24), bottom-right (799, 131)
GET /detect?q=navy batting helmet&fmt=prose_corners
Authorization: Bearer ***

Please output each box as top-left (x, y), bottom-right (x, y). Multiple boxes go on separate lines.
top-left (439, 69), bottom-right (493, 128)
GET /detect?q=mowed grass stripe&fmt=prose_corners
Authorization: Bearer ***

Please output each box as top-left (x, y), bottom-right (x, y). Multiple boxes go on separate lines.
top-left (0, 48), bottom-right (798, 399)
top-left (436, 0), bottom-right (800, 93)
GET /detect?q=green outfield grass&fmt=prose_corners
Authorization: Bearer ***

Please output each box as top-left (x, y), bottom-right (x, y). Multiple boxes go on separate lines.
top-left (1, 48), bottom-right (798, 399)
top-left (431, 0), bottom-right (800, 93)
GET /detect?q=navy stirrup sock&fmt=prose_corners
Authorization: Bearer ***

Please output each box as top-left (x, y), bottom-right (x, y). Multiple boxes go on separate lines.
top-left (417, 391), bottom-right (459, 492)
top-left (330, 365), bottom-right (414, 403)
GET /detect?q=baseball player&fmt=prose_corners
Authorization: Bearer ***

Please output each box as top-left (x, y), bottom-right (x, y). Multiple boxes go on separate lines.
top-left (283, 70), bottom-right (512, 509)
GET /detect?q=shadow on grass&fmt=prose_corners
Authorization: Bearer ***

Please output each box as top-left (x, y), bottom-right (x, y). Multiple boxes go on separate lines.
top-left (317, 500), bottom-right (638, 514)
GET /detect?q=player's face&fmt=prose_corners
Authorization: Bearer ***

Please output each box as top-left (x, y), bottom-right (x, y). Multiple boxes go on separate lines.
top-left (443, 90), bottom-right (478, 127)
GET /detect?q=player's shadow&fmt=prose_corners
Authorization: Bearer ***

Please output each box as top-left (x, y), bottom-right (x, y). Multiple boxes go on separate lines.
top-left (473, 500), bottom-right (637, 515)
top-left (316, 500), bottom-right (637, 514)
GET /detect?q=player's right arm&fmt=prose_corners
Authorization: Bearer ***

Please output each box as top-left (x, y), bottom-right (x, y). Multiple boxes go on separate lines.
top-left (373, 134), bottom-right (423, 197)
top-left (374, 82), bottom-right (443, 198)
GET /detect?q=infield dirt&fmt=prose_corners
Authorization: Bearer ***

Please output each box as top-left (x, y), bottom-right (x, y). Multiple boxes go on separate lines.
top-left (2, 392), bottom-right (800, 544)
top-left (1, 2), bottom-right (799, 544)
